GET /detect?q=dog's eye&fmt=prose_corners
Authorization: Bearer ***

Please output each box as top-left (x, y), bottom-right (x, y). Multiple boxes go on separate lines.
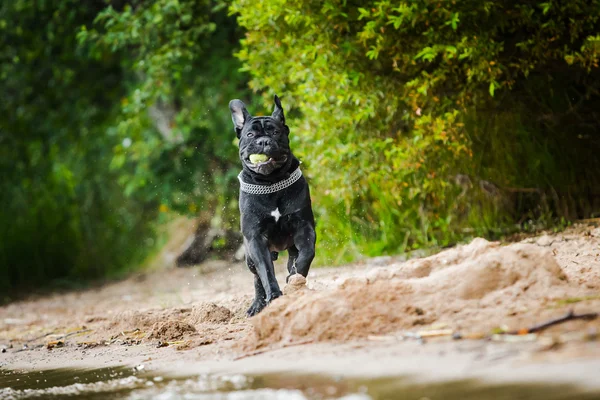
top-left (247, 132), bottom-right (255, 137)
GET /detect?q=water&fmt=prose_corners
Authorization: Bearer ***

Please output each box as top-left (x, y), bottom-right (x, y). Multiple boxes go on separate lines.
top-left (1, 366), bottom-right (600, 399)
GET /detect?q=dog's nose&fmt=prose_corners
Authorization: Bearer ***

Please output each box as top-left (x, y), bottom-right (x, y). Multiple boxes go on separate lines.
top-left (256, 137), bottom-right (272, 148)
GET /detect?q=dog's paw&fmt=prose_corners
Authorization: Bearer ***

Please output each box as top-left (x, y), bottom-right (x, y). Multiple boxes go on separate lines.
top-left (266, 290), bottom-right (283, 304)
top-left (246, 298), bottom-right (267, 317)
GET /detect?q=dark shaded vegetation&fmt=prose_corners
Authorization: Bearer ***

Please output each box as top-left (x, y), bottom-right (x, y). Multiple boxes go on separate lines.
top-left (0, 0), bottom-right (249, 294)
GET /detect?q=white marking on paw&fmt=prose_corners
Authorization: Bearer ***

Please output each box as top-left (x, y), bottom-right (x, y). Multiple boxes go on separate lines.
top-left (271, 208), bottom-right (281, 222)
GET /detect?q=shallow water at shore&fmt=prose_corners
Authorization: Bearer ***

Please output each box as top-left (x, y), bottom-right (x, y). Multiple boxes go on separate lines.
top-left (2, 366), bottom-right (600, 400)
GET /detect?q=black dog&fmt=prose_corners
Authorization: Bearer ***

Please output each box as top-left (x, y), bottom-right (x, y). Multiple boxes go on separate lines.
top-left (229, 95), bottom-right (316, 317)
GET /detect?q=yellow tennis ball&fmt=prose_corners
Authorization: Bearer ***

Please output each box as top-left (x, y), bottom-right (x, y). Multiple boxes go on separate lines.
top-left (249, 154), bottom-right (268, 164)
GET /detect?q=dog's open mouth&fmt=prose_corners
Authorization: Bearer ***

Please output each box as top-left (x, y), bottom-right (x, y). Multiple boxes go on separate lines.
top-left (247, 154), bottom-right (287, 167)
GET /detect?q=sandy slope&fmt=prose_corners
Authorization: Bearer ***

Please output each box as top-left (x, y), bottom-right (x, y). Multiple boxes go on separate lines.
top-left (1, 224), bottom-right (599, 386)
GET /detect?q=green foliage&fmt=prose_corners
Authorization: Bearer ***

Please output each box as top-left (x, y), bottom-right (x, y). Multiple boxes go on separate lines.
top-left (0, 0), bottom-right (249, 294)
top-left (0, 0), bottom-right (153, 293)
top-left (231, 0), bottom-right (600, 262)
top-left (79, 0), bottom-right (249, 218)
top-left (2, 0), bottom-right (600, 294)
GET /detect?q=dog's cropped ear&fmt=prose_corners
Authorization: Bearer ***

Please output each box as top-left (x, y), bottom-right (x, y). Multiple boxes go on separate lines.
top-left (229, 99), bottom-right (251, 138)
top-left (271, 95), bottom-right (285, 125)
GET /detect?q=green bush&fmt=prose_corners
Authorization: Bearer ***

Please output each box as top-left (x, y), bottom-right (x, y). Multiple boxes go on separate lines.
top-left (2, 0), bottom-right (599, 294)
top-left (78, 0), bottom-right (251, 217)
top-left (0, 0), bottom-right (251, 294)
top-left (0, 0), bottom-right (158, 295)
top-left (231, 0), bottom-right (600, 263)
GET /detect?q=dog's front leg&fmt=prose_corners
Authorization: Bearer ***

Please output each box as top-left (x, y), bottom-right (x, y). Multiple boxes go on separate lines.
top-left (292, 224), bottom-right (316, 277)
top-left (286, 245), bottom-right (299, 283)
top-left (245, 236), bottom-right (282, 304)
top-left (245, 257), bottom-right (267, 317)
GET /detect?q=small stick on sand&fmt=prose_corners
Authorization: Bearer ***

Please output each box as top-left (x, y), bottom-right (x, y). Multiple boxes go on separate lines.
top-left (506, 310), bottom-right (598, 335)
top-left (417, 329), bottom-right (454, 338)
top-left (233, 339), bottom-right (315, 361)
top-left (27, 328), bottom-right (92, 343)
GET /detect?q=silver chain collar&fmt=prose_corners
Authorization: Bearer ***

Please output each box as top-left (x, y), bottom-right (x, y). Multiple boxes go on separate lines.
top-left (238, 167), bottom-right (303, 195)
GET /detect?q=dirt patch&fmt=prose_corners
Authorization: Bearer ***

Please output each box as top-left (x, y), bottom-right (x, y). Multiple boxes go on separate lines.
top-left (245, 239), bottom-right (590, 350)
top-left (110, 308), bottom-right (192, 331)
top-left (189, 303), bottom-right (233, 324)
top-left (148, 320), bottom-right (197, 341)
top-left (524, 226), bottom-right (600, 290)
top-left (108, 303), bottom-right (236, 342)
top-left (1, 224), bottom-right (598, 381)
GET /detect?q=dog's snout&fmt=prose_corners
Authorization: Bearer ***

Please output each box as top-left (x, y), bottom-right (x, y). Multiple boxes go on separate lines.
top-left (256, 137), bottom-right (272, 148)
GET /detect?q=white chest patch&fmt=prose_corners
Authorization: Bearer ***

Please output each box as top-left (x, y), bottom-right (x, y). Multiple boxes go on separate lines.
top-left (270, 208), bottom-right (281, 222)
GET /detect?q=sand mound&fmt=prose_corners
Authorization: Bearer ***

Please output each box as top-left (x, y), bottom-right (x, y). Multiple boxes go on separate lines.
top-left (283, 274), bottom-right (307, 295)
top-left (105, 303), bottom-right (242, 344)
top-left (189, 303), bottom-right (233, 324)
top-left (110, 308), bottom-right (192, 331)
top-left (148, 320), bottom-right (197, 341)
top-left (410, 243), bottom-right (566, 300)
top-left (245, 239), bottom-right (576, 350)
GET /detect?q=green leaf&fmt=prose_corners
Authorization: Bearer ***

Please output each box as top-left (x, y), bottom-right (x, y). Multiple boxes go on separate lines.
top-left (564, 54), bottom-right (575, 65)
top-left (540, 2), bottom-right (552, 15)
top-left (357, 8), bottom-right (370, 20)
top-left (415, 46), bottom-right (436, 61)
top-left (444, 12), bottom-right (460, 30)
top-left (489, 81), bottom-right (496, 97)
